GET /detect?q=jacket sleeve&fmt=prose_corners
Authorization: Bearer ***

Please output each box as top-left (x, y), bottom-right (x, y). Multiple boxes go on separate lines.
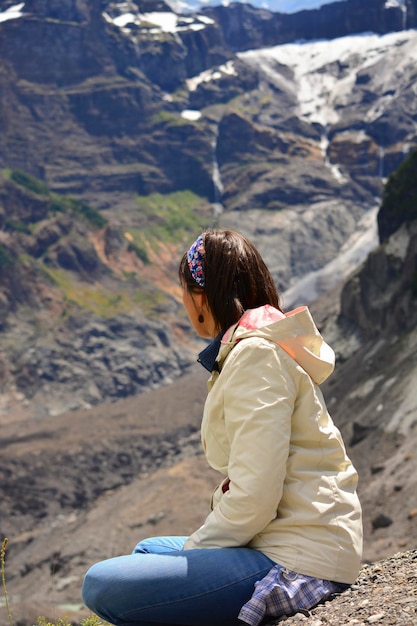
top-left (183, 339), bottom-right (297, 550)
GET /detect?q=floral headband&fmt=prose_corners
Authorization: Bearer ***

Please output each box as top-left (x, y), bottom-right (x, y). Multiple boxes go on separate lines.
top-left (187, 234), bottom-right (205, 287)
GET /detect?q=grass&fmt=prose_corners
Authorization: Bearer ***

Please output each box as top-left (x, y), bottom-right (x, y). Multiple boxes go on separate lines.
top-left (35, 196), bottom-right (207, 318)
top-left (2, 170), bottom-right (210, 246)
top-left (49, 196), bottom-right (107, 229)
top-left (150, 110), bottom-right (194, 128)
top-left (1, 539), bottom-right (12, 626)
top-left (1, 170), bottom-right (211, 317)
top-left (2, 538), bottom-right (110, 626)
top-left (8, 169), bottom-right (49, 196)
top-left (43, 267), bottom-right (168, 317)
top-left (3, 169), bottom-right (108, 229)
top-left (126, 239), bottom-right (150, 265)
top-left (4, 219), bottom-right (32, 235)
top-left (0, 244), bottom-right (14, 269)
top-left (134, 190), bottom-right (210, 248)
top-left (3, 169), bottom-right (210, 249)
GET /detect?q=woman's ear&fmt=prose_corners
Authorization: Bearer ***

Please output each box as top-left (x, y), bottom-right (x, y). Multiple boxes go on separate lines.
top-left (192, 290), bottom-right (206, 311)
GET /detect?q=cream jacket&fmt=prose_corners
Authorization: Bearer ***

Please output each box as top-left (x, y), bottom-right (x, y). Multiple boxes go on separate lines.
top-left (183, 305), bottom-right (363, 584)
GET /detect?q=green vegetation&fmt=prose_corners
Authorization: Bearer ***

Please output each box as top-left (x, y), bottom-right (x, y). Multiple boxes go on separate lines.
top-left (38, 196), bottom-right (192, 312)
top-left (44, 267), bottom-right (167, 317)
top-left (49, 194), bottom-right (107, 228)
top-left (1, 538), bottom-right (12, 626)
top-left (134, 190), bottom-right (210, 246)
top-left (382, 148), bottom-right (417, 219)
top-left (36, 617), bottom-right (109, 626)
top-left (259, 94), bottom-right (273, 107)
top-left (9, 169), bottom-right (49, 196)
top-left (150, 110), bottom-right (192, 128)
top-left (127, 240), bottom-right (150, 264)
top-left (0, 244), bottom-right (14, 269)
top-left (4, 169), bottom-right (108, 229)
top-left (76, 202), bottom-right (107, 228)
top-left (4, 219), bottom-right (32, 234)
top-left (48, 195), bottom-right (74, 213)
top-left (1, 169), bottom-right (210, 317)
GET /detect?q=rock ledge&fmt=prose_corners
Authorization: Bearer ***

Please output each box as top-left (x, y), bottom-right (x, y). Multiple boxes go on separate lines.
top-left (273, 549), bottom-right (417, 625)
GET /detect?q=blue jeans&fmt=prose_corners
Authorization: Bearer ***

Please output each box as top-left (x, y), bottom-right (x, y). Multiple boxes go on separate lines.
top-left (82, 536), bottom-right (275, 626)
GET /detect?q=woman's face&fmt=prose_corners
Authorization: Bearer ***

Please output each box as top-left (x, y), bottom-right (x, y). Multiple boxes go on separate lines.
top-left (182, 287), bottom-right (216, 339)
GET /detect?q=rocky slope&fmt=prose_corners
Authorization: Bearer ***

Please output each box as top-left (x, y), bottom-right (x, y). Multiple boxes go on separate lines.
top-left (0, 3), bottom-right (416, 618)
top-left (272, 549), bottom-right (417, 625)
top-left (311, 147), bottom-right (417, 564)
top-left (1, 362), bottom-right (415, 626)
top-left (1, 149), bottom-right (416, 625)
top-left (0, 169), bottom-right (213, 417)
top-left (1, 0), bottom-right (416, 413)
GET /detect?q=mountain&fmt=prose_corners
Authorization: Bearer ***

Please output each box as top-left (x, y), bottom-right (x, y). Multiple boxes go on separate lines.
top-left (166, 0), bottom-right (402, 19)
top-left (1, 1), bottom-right (417, 622)
top-left (200, 0), bottom-right (415, 51)
top-left (0, 0), bottom-right (416, 414)
top-left (315, 145), bottom-right (417, 561)
top-left (1, 149), bottom-right (416, 625)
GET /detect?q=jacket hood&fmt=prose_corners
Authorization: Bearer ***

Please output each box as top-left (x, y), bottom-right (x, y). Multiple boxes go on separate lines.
top-left (219, 304), bottom-right (335, 385)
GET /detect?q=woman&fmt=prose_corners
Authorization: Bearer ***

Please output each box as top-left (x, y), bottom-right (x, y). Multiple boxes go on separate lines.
top-left (82, 229), bottom-right (362, 626)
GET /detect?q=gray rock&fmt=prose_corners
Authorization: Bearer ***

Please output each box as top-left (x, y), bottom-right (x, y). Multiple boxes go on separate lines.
top-left (372, 514), bottom-right (394, 530)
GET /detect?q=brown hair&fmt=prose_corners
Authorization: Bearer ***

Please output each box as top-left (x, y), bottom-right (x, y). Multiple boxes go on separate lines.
top-left (179, 229), bottom-right (282, 333)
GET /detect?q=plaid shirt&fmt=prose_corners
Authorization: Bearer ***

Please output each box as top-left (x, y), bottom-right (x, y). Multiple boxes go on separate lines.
top-left (239, 563), bottom-right (347, 626)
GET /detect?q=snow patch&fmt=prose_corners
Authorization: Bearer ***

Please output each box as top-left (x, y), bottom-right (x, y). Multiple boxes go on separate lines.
top-left (104, 5), bottom-right (212, 35)
top-left (196, 15), bottom-right (215, 24)
top-left (142, 12), bottom-right (178, 33)
top-left (239, 30), bottom-right (417, 128)
top-left (112, 12), bottom-right (137, 28)
top-left (181, 109), bottom-right (202, 121)
top-left (343, 130), bottom-right (369, 143)
top-left (187, 61), bottom-right (237, 92)
top-left (0, 2), bottom-right (25, 23)
top-left (187, 23), bottom-right (206, 31)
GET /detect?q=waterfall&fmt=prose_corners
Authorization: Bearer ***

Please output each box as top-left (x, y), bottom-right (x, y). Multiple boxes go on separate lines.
top-left (211, 130), bottom-right (224, 217)
top-left (320, 128), bottom-right (345, 183)
top-left (379, 144), bottom-right (386, 180)
top-left (320, 129), bottom-right (329, 161)
top-left (401, 1), bottom-right (407, 30)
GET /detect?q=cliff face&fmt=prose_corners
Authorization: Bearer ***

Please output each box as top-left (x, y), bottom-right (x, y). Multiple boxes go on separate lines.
top-left (1, 0), bottom-right (415, 208)
top-left (0, 170), bottom-right (213, 415)
top-left (339, 148), bottom-right (417, 341)
top-left (0, 0), bottom-right (416, 415)
top-left (340, 220), bottom-right (417, 340)
top-left (0, 0), bottom-right (219, 200)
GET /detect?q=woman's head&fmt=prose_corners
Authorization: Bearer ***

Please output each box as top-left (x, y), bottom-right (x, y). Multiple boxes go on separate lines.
top-left (179, 229), bottom-right (282, 335)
